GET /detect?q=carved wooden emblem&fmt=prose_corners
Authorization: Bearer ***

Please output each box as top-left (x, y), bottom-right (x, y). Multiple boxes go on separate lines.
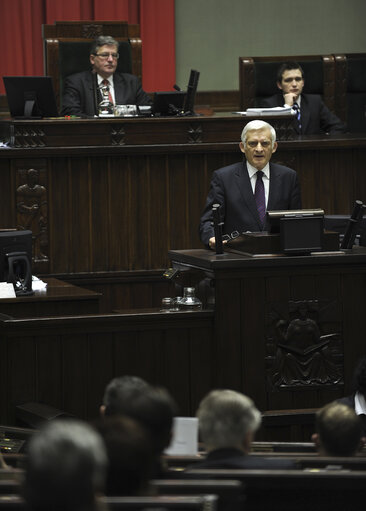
top-left (266, 300), bottom-right (343, 390)
top-left (82, 24), bottom-right (103, 39)
top-left (16, 168), bottom-right (48, 264)
top-left (187, 124), bottom-right (203, 143)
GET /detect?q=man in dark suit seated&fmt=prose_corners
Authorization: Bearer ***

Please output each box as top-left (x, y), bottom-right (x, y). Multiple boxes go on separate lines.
top-left (61, 35), bottom-right (152, 116)
top-left (187, 389), bottom-right (295, 470)
top-left (312, 401), bottom-right (364, 456)
top-left (199, 120), bottom-right (302, 248)
top-left (337, 357), bottom-right (366, 436)
top-left (261, 61), bottom-right (345, 135)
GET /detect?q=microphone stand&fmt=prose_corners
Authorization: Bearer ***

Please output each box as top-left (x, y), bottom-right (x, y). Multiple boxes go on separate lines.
top-left (212, 204), bottom-right (224, 255)
top-left (341, 200), bottom-right (366, 249)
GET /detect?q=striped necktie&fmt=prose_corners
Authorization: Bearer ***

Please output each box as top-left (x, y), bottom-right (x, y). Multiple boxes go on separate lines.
top-left (293, 102), bottom-right (302, 132)
top-left (102, 79), bottom-right (113, 104)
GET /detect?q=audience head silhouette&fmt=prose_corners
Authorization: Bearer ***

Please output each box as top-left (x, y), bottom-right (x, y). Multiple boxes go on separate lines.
top-left (312, 401), bottom-right (363, 457)
top-left (94, 415), bottom-right (153, 496)
top-left (101, 375), bottom-right (177, 476)
top-left (24, 419), bottom-right (107, 511)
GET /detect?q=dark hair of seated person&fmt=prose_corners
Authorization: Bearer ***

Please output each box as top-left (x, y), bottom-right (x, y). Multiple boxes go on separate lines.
top-left (102, 377), bottom-right (178, 460)
top-left (94, 415), bottom-right (154, 496)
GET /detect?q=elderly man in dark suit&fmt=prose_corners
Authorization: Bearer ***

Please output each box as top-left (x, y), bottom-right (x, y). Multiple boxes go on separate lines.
top-left (61, 35), bottom-right (152, 116)
top-left (261, 61), bottom-right (345, 135)
top-left (199, 119), bottom-right (301, 248)
top-left (186, 389), bottom-right (295, 470)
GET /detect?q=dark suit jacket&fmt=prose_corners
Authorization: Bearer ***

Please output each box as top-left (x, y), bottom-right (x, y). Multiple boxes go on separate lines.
top-left (261, 93), bottom-right (345, 135)
top-left (199, 161), bottom-right (301, 247)
top-left (337, 394), bottom-right (366, 436)
top-left (61, 70), bottom-right (152, 116)
top-left (185, 447), bottom-right (296, 470)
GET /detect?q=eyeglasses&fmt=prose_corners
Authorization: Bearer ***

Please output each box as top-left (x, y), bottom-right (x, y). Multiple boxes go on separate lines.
top-left (94, 52), bottom-right (119, 60)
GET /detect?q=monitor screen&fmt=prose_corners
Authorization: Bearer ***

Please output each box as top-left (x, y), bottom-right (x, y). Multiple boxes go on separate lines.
top-left (3, 76), bottom-right (59, 119)
top-left (280, 216), bottom-right (324, 254)
top-left (184, 69), bottom-right (200, 114)
top-left (152, 91), bottom-right (186, 116)
top-left (267, 209), bottom-right (325, 234)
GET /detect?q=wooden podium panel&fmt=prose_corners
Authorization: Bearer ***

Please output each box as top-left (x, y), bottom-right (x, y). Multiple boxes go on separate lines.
top-left (0, 309), bottom-right (214, 424)
top-left (169, 248), bottom-right (366, 424)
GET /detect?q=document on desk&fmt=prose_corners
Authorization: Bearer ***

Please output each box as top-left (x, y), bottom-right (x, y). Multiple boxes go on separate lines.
top-left (234, 106), bottom-right (295, 116)
top-left (0, 283), bottom-right (16, 298)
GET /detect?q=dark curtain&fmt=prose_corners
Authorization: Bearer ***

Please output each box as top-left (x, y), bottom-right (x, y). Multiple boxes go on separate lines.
top-left (0, 0), bottom-right (175, 94)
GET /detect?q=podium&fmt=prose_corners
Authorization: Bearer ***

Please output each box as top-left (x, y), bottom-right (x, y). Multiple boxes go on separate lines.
top-left (169, 247), bottom-right (366, 421)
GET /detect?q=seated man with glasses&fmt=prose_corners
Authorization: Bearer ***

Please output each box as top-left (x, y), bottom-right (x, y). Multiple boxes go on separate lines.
top-left (61, 35), bottom-right (152, 116)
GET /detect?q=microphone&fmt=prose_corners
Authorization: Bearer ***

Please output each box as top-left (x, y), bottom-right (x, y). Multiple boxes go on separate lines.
top-left (341, 200), bottom-right (366, 249)
top-left (212, 204), bottom-right (224, 255)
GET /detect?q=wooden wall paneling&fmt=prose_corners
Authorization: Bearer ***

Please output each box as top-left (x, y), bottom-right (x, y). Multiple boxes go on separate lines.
top-left (163, 328), bottom-right (192, 415)
top-left (67, 157), bottom-right (92, 273)
top-left (168, 154), bottom-right (190, 256)
top-left (240, 273), bottom-right (267, 411)
top-left (62, 333), bottom-right (89, 417)
top-left (7, 336), bottom-right (36, 424)
top-left (37, 336), bottom-right (63, 410)
top-left (87, 332), bottom-right (115, 420)
top-left (148, 155), bottom-right (170, 268)
top-left (108, 156), bottom-right (131, 271)
top-left (188, 325), bottom-right (216, 414)
top-left (185, 153), bottom-right (209, 250)
top-left (128, 154), bottom-right (152, 270)
top-left (89, 156), bottom-right (112, 272)
top-left (48, 157), bottom-right (71, 274)
top-left (214, 273), bottom-right (242, 391)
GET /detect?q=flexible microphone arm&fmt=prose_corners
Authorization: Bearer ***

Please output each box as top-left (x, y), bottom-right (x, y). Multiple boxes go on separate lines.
top-left (212, 203), bottom-right (224, 254)
top-left (341, 200), bottom-right (366, 249)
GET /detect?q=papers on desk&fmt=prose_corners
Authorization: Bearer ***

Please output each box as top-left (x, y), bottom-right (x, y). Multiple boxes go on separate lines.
top-left (164, 417), bottom-right (198, 456)
top-left (32, 275), bottom-right (47, 291)
top-left (234, 106), bottom-right (295, 116)
top-left (0, 283), bottom-right (16, 298)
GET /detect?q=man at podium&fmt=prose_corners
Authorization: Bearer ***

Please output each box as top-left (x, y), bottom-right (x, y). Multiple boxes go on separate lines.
top-left (199, 120), bottom-right (301, 248)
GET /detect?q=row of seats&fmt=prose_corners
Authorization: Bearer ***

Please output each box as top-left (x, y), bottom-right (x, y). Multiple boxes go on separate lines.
top-left (239, 53), bottom-right (366, 132)
top-left (1, 468), bottom-right (366, 511)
